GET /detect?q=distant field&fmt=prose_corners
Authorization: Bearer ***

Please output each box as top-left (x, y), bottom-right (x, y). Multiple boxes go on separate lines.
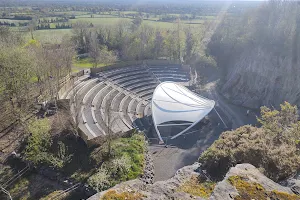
top-left (0, 19), bottom-right (30, 23)
top-left (69, 17), bottom-right (132, 26)
top-left (25, 17), bottom-right (204, 44)
top-left (70, 16), bottom-right (204, 29)
top-left (4, 11), bottom-right (214, 44)
top-left (51, 11), bottom-right (87, 16)
top-left (28, 29), bottom-right (72, 44)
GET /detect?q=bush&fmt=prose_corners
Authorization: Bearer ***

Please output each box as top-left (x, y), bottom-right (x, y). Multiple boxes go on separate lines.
top-left (24, 118), bottom-right (72, 168)
top-left (87, 168), bottom-right (111, 192)
top-left (199, 102), bottom-right (300, 181)
top-left (88, 134), bottom-right (146, 192)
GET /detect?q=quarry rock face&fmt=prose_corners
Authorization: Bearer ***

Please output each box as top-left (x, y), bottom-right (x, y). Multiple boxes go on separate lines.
top-left (88, 163), bottom-right (299, 200)
top-left (221, 47), bottom-right (300, 109)
top-left (210, 164), bottom-right (295, 200)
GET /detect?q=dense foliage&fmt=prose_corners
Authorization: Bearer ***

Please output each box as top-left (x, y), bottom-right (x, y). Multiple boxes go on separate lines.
top-left (88, 134), bottom-right (146, 192)
top-left (71, 19), bottom-right (199, 63)
top-left (199, 102), bottom-right (300, 181)
top-left (0, 27), bottom-right (74, 131)
top-left (24, 118), bottom-right (72, 168)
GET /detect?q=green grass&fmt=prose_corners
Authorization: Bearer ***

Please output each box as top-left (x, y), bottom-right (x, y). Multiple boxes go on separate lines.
top-left (112, 133), bottom-right (146, 180)
top-left (76, 14), bottom-right (118, 19)
top-left (29, 29), bottom-right (72, 44)
top-left (10, 13), bottom-right (209, 45)
top-left (87, 133), bottom-right (146, 191)
top-left (72, 58), bottom-right (112, 72)
top-left (69, 17), bottom-right (132, 26)
top-left (0, 19), bottom-right (30, 23)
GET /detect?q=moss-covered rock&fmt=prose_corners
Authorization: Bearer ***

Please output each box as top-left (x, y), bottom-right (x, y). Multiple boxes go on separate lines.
top-left (228, 175), bottom-right (300, 200)
top-left (177, 175), bottom-right (215, 198)
top-left (210, 164), bottom-right (299, 200)
top-left (101, 190), bottom-right (144, 200)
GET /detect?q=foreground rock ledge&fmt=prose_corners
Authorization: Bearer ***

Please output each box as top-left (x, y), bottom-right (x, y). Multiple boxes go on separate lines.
top-left (88, 163), bottom-right (299, 200)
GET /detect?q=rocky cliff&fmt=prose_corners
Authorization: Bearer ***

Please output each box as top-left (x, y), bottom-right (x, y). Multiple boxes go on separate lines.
top-left (88, 163), bottom-right (300, 200)
top-left (206, 1), bottom-right (300, 109)
top-left (221, 47), bottom-right (300, 109)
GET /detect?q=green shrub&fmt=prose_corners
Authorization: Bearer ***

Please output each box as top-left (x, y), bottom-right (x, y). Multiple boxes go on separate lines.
top-left (24, 118), bottom-right (72, 168)
top-left (199, 102), bottom-right (300, 181)
top-left (87, 168), bottom-right (111, 192)
top-left (88, 133), bottom-right (146, 192)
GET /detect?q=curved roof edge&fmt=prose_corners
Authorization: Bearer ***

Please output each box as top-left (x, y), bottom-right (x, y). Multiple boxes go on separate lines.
top-left (151, 81), bottom-right (215, 142)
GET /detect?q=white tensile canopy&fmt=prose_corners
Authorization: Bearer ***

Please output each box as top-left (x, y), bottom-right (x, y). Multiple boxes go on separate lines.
top-left (151, 82), bottom-right (215, 142)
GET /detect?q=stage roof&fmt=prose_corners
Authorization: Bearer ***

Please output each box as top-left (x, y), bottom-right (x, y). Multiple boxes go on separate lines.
top-left (151, 82), bottom-right (215, 142)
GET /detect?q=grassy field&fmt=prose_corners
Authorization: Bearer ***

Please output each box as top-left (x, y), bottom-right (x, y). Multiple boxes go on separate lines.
top-left (69, 17), bottom-right (132, 26)
top-left (9, 12), bottom-right (213, 45)
top-left (26, 29), bottom-right (72, 44)
top-left (72, 58), bottom-right (110, 72)
top-left (0, 19), bottom-right (30, 23)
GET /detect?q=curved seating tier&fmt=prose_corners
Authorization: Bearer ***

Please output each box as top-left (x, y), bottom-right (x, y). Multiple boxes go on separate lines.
top-left (64, 64), bottom-right (191, 140)
top-left (119, 77), bottom-right (155, 87)
top-left (127, 82), bottom-right (157, 91)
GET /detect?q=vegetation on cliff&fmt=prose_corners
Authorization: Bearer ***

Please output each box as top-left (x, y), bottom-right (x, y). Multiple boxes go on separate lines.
top-left (200, 102), bottom-right (300, 181)
top-left (88, 133), bottom-right (146, 192)
top-left (177, 175), bottom-right (216, 198)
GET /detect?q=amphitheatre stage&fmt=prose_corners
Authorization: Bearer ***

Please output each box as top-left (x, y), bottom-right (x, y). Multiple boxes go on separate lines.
top-left (60, 63), bottom-right (200, 143)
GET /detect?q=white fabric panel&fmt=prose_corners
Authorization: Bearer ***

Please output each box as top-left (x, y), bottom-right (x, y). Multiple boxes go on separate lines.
top-left (151, 82), bottom-right (215, 141)
top-left (152, 82), bottom-right (215, 125)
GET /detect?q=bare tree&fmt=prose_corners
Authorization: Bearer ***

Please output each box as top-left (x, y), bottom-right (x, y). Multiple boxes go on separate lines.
top-left (28, 17), bottom-right (38, 40)
top-left (89, 32), bottom-right (101, 68)
top-left (72, 22), bottom-right (91, 54)
top-left (103, 104), bottom-right (122, 157)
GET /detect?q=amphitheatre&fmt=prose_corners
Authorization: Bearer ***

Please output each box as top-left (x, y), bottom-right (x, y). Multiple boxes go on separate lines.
top-left (59, 60), bottom-right (203, 143)
top-left (58, 60), bottom-right (257, 181)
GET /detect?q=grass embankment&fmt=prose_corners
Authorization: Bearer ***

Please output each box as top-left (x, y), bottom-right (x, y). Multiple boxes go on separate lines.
top-left (72, 58), bottom-right (109, 72)
top-left (87, 134), bottom-right (146, 192)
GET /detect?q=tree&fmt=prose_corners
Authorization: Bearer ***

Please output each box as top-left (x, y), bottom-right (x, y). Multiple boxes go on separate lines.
top-left (153, 30), bottom-right (164, 59)
top-left (0, 38), bottom-right (35, 125)
top-left (25, 118), bottom-right (52, 165)
top-left (25, 118), bottom-right (72, 168)
top-left (100, 46), bottom-right (118, 65)
top-left (89, 33), bottom-right (102, 68)
top-left (185, 26), bottom-right (196, 61)
top-left (72, 22), bottom-right (91, 54)
top-left (131, 16), bottom-right (143, 31)
top-left (28, 17), bottom-right (38, 40)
